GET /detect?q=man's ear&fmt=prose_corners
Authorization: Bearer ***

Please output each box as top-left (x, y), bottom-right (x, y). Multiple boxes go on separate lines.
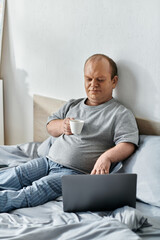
top-left (112, 75), bottom-right (118, 89)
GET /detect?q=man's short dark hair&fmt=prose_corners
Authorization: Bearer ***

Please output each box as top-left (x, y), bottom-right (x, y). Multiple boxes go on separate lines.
top-left (84, 54), bottom-right (118, 79)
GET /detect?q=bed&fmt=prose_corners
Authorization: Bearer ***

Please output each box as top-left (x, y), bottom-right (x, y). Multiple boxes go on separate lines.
top-left (0, 94), bottom-right (160, 240)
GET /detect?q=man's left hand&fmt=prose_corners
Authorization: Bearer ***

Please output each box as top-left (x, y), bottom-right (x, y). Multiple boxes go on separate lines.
top-left (90, 154), bottom-right (111, 175)
top-left (90, 142), bottom-right (135, 175)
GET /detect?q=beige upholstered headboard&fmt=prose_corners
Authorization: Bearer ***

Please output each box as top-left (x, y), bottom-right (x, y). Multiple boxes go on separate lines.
top-left (34, 95), bottom-right (66, 142)
top-left (33, 94), bottom-right (160, 142)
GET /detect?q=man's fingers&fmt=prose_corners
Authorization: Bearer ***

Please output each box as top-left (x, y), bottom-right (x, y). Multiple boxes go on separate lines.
top-left (101, 169), bottom-right (106, 174)
top-left (91, 169), bottom-right (96, 175)
top-left (64, 130), bottom-right (72, 135)
top-left (91, 168), bottom-right (109, 175)
top-left (96, 169), bottom-right (101, 175)
top-left (63, 118), bottom-right (73, 135)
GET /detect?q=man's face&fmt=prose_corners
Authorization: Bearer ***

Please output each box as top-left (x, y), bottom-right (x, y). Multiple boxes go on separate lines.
top-left (84, 59), bottom-right (118, 106)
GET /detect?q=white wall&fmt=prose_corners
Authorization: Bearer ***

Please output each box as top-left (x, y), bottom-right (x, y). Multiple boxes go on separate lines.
top-left (1, 0), bottom-right (160, 144)
top-left (0, 80), bottom-right (4, 144)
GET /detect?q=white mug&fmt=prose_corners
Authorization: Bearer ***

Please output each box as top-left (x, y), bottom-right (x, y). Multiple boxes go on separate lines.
top-left (70, 119), bottom-right (84, 135)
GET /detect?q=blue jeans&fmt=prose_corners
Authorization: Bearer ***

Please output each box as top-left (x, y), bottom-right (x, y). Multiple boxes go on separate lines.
top-left (0, 157), bottom-right (82, 212)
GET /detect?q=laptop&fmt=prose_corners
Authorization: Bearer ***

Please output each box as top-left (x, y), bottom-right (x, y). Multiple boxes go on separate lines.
top-left (62, 173), bottom-right (137, 212)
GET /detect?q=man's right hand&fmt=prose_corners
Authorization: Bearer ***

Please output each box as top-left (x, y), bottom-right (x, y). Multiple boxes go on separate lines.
top-left (47, 118), bottom-right (74, 137)
top-left (63, 118), bottom-right (73, 135)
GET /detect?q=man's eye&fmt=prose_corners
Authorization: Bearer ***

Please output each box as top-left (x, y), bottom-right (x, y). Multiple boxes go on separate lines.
top-left (98, 79), bottom-right (104, 82)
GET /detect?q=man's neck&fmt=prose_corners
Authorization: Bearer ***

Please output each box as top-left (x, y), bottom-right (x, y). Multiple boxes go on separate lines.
top-left (85, 97), bottom-right (113, 106)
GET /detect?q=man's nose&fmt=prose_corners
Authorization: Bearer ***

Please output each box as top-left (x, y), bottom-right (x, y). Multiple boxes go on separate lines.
top-left (91, 79), bottom-right (98, 87)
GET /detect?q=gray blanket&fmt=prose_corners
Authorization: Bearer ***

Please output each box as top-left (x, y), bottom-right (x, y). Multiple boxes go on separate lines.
top-left (0, 202), bottom-right (147, 240)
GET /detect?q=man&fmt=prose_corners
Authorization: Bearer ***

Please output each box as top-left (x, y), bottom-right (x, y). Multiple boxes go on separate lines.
top-left (47, 54), bottom-right (138, 174)
top-left (0, 54), bottom-right (138, 212)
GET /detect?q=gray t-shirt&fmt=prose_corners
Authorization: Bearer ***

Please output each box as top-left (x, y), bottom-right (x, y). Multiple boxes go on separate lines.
top-left (47, 98), bottom-right (139, 174)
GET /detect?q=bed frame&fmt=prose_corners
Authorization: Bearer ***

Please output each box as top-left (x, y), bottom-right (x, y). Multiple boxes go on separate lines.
top-left (33, 94), bottom-right (160, 142)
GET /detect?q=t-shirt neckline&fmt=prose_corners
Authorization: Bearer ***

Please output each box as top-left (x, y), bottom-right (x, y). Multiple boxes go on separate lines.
top-left (81, 98), bottom-right (115, 110)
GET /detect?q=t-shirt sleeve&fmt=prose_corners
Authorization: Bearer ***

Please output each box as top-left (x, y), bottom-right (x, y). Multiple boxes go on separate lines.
top-left (113, 107), bottom-right (139, 147)
top-left (46, 99), bottom-right (76, 125)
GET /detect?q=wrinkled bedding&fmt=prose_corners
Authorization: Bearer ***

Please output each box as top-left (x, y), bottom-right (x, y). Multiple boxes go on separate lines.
top-left (0, 143), bottom-right (160, 240)
top-left (0, 201), bottom-right (146, 240)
